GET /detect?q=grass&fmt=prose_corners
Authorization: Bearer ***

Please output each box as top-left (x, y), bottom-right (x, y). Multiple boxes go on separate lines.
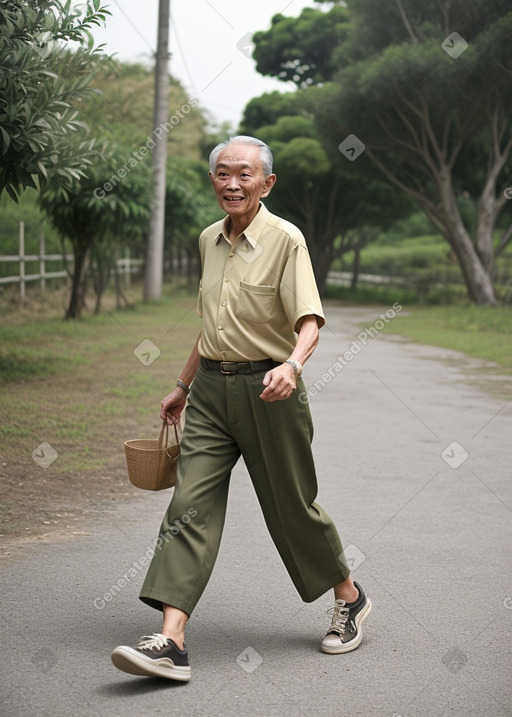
top-left (326, 284), bottom-right (426, 306)
top-left (338, 234), bottom-right (450, 274)
top-left (379, 304), bottom-right (512, 372)
top-left (0, 285), bottom-right (201, 380)
top-left (324, 282), bottom-right (471, 306)
top-left (331, 233), bottom-right (512, 305)
top-left (0, 284), bottom-right (202, 473)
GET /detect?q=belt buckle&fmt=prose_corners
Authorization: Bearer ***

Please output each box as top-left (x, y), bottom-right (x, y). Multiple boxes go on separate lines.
top-left (220, 361), bottom-right (238, 375)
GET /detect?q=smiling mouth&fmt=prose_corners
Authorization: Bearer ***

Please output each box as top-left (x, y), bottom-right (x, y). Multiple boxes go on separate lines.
top-left (224, 196), bottom-right (244, 202)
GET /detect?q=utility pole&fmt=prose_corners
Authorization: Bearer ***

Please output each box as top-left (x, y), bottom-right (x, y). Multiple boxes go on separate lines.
top-left (144, 0), bottom-right (170, 302)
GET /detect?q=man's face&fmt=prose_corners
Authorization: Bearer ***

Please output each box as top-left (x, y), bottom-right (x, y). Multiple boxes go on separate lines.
top-left (209, 144), bottom-right (276, 225)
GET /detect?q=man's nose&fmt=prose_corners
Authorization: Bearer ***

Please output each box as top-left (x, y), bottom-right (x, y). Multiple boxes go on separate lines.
top-left (226, 176), bottom-right (240, 190)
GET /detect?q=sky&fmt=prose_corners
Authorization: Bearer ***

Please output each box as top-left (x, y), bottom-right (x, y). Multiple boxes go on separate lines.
top-left (91, 0), bottom-right (317, 130)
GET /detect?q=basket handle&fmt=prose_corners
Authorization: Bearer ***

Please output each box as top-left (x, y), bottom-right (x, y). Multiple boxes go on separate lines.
top-left (158, 420), bottom-right (180, 448)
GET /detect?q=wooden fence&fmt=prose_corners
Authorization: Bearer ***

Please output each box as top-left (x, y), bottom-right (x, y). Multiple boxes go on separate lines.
top-left (0, 222), bottom-right (143, 303)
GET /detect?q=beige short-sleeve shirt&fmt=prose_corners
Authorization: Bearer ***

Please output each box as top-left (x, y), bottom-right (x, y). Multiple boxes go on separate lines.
top-left (197, 203), bottom-right (325, 362)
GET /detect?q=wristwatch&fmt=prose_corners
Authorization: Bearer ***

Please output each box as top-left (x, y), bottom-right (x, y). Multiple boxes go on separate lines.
top-left (285, 359), bottom-right (303, 378)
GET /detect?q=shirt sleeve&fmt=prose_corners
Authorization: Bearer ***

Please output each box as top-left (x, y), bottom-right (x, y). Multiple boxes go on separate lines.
top-left (279, 244), bottom-right (325, 332)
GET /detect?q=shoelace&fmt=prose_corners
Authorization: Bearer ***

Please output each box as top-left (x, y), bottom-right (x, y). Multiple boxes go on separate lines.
top-left (327, 602), bottom-right (350, 635)
top-left (136, 633), bottom-right (169, 651)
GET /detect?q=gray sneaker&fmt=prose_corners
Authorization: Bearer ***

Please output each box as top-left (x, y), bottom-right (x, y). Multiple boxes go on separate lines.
top-left (111, 633), bottom-right (191, 681)
top-left (321, 582), bottom-right (372, 654)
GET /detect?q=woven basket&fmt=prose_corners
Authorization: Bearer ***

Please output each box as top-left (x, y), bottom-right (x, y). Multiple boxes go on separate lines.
top-left (124, 421), bottom-right (181, 491)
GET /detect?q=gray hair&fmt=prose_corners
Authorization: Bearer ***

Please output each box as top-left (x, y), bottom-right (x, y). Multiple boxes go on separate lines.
top-left (209, 135), bottom-right (273, 177)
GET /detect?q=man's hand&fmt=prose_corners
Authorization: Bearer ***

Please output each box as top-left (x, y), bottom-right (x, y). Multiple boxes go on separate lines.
top-left (260, 363), bottom-right (296, 402)
top-left (160, 387), bottom-right (187, 425)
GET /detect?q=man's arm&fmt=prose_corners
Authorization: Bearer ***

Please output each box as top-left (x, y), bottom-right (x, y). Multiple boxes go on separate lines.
top-left (260, 314), bottom-right (319, 403)
top-left (160, 332), bottom-right (202, 425)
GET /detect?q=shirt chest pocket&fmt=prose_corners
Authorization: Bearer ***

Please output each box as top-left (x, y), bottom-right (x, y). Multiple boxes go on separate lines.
top-left (236, 281), bottom-right (276, 324)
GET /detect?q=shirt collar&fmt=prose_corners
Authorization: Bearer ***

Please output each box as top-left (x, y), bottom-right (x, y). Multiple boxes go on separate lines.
top-left (215, 203), bottom-right (270, 248)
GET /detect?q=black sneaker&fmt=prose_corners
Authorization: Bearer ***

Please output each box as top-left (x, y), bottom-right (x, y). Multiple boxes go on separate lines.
top-left (111, 633), bottom-right (191, 681)
top-left (321, 582), bottom-right (372, 654)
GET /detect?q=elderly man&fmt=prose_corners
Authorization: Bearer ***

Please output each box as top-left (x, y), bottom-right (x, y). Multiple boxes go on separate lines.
top-left (111, 136), bottom-right (371, 682)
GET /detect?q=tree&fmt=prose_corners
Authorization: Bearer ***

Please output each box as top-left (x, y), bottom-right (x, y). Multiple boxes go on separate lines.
top-left (81, 60), bottom-right (207, 160)
top-left (78, 52), bottom-right (210, 301)
top-left (240, 95), bottom-right (410, 292)
top-left (0, 0), bottom-right (110, 201)
top-left (1, 58), bottom-right (211, 284)
top-left (164, 157), bottom-right (222, 281)
top-left (39, 143), bottom-right (151, 318)
top-left (253, 5), bottom-right (350, 88)
top-left (252, 0), bottom-right (512, 305)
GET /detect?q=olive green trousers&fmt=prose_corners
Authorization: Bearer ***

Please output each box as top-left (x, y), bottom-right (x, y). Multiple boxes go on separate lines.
top-left (139, 361), bottom-right (350, 616)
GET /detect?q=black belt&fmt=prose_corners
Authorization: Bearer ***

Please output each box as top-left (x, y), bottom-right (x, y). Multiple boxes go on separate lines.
top-left (201, 357), bottom-right (279, 375)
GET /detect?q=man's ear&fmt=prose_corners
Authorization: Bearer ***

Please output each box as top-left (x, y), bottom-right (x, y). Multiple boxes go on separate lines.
top-left (261, 173), bottom-right (277, 198)
top-left (208, 171), bottom-right (214, 184)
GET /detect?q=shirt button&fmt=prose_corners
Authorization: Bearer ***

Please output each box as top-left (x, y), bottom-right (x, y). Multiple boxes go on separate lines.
top-left (221, 301), bottom-right (227, 307)
top-left (217, 325), bottom-right (223, 330)
top-left (228, 252), bottom-right (234, 257)
top-left (225, 277), bottom-right (230, 282)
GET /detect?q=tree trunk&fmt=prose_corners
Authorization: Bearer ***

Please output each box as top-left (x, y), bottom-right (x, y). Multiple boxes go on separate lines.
top-left (178, 243), bottom-right (183, 276)
top-left (65, 242), bottom-right (90, 319)
top-left (475, 196), bottom-right (496, 275)
top-left (114, 260), bottom-right (131, 310)
top-left (186, 247), bottom-right (194, 285)
top-left (437, 175), bottom-right (496, 305)
top-left (312, 244), bottom-right (335, 295)
top-left (366, 141), bottom-right (502, 306)
top-left (443, 225), bottom-right (495, 305)
top-left (351, 245), bottom-right (361, 290)
top-left (91, 247), bottom-right (109, 315)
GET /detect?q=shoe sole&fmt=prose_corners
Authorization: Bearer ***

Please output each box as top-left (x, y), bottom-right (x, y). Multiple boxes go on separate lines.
top-left (111, 646), bottom-right (191, 681)
top-left (321, 598), bottom-right (372, 654)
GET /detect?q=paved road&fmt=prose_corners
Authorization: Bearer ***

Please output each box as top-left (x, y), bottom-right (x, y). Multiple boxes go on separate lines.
top-left (2, 305), bottom-right (511, 717)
